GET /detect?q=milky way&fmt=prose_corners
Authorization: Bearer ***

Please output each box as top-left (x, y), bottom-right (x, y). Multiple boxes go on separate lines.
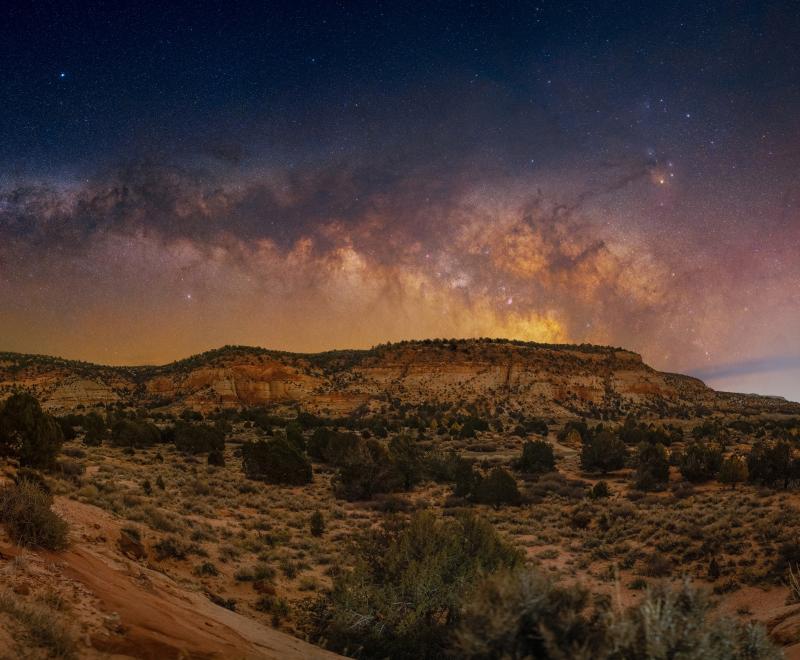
top-left (0, 2), bottom-right (798, 400)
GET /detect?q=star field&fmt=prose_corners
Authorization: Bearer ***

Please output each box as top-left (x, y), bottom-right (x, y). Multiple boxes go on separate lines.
top-left (0, 1), bottom-right (798, 400)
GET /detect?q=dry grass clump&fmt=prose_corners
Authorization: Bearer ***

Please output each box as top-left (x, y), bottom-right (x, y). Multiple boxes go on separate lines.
top-left (0, 589), bottom-right (77, 659)
top-left (0, 479), bottom-right (69, 550)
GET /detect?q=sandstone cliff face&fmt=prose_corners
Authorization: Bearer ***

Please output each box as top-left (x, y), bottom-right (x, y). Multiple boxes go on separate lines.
top-left (145, 362), bottom-right (321, 407)
top-left (47, 377), bottom-right (120, 408)
top-left (0, 340), bottom-right (797, 416)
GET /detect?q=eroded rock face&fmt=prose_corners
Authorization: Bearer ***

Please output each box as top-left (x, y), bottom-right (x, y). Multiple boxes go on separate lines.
top-left (1, 340), bottom-right (797, 416)
top-left (144, 362), bottom-right (322, 407)
top-left (46, 378), bottom-right (120, 411)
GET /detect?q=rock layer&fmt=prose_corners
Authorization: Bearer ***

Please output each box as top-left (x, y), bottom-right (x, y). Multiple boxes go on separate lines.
top-left (1, 340), bottom-right (797, 416)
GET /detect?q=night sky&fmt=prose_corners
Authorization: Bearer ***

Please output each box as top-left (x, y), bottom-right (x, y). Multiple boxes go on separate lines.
top-left (1, 1), bottom-right (798, 401)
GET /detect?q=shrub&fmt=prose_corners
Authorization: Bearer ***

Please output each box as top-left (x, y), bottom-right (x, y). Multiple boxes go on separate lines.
top-left (458, 416), bottom-right (489, 438)
top-left (310, 510), bottom-right (325, 537)
top-left (0, 590), bottom-right (77, 659)
top-left (0, 480), bottom-right (69, 550)
top-left (194, 561), bottom-right (219, 577)
top-left (235, 563), bottom-right (275, 582)
top-left (516, 439), bottom-right (556, 474)
top-left (14, 468), bottom-right (50, 493)
top-left (0, 393), bottom-right (64, 469)
top-left (719, 454), bottom-right (748, 488)
top-left (241, 438), bottom-right (312, 485)
top-left (452, 568), bottom-right (593, 658)
top-left (324, 510), bottom-right (520, 658)
top-left (580, 430), bottom-right (627, 473)
top-left (473, 468), bottom-right (521, 508)
top-left (453, 457), bottom-right (481, 497)
top-left (57, 458), bottom-right (85, 480)
top-left (679, 442), bottom-right (723, 483)
top-left (207, 592), bottom-right (237, 611)
top-left (285, 422), bottom-right (305, 452)
top-left (180, 408), bottom-right (203, 422)
top-left (633, 442), bottom-right (670, 491)
top-left (569, 506), bottom-right (593, 529)
top-left (522, 418), bottom-right (549, 436)
top-left (424, 450), bottom-right (463, 483)
top-left (643, 551), bottom-right (673, 577)
top-left (454, 574), bottom-right (780, 660)
top-left (558, 420), bottom-right (591, 443)
top-left (600, 581), bottom-right (780, 659)
top-left (207, 449), bottom-right (225, 467)
top-left (153, 536), bottom-right (189, 560)
top-left (589, 481), bottom-right (610, 499)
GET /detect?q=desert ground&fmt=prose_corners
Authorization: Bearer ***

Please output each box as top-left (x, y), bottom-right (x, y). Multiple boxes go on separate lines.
top-left (1, 339), bottom-right (799, 658)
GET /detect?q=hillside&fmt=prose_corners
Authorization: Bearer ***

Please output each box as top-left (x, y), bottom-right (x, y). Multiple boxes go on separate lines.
top-left (2, 339), bottom-right (800, 658)
top-left (1, 339), bottom-right (797, 417)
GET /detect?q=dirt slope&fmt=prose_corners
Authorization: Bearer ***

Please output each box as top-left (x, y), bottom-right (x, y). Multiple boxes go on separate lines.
top-left (0, 495), bottom-right (338, 659)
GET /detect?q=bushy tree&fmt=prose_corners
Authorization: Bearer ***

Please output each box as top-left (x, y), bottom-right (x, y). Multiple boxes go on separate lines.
top-left (453, 456), bottom-right (481, 497)
top-left (679, 442), bottom-right (723, 483)
top-left (719, 454), bottom-right (748, 488)
top-left (747, 440), bottom-right (798, 489)
top-left (110, 419), bottom-right (161, 448)
top-left (307, 428), bottom-right (360, 464)
top-left (324, 510), bottom-right (520, 658)
top-left (513, 418), bottom-right (549, 437)
top-left (0, 392), bottom-right (64, 469)
top-left (459, 416), bottom-right (489, 439)
top-left (172, 422), bottom-right (225, 454)
top-left (388, 434), bottom-right (423, 490)
top-left (633, 442), bottom-right (670, 491)
top-left (619, 417), bottom-right (681, 447)
top-left (516, 439), bottom-right (556, 474)
top-left (179, 408), bottom-right (203, 422)
top-left (241, 437), bottom-right (312, 485)
top-left (473, 467), bottom-right (521, 508)
top-left (56, 416), bottom-right (78, 441)
top-left (580, 430), bottom-right (627, 473)
top-left (333, 438), bottom-right (399, 500)
top-left (82, 411), bottom-right (107, 446)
